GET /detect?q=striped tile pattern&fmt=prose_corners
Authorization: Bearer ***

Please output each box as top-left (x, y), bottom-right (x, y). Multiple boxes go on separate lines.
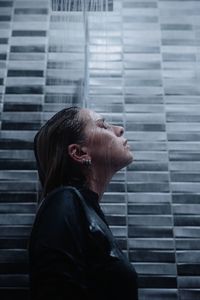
top-left (123, 1), bottom-right (176, 299)
top-left (0, 0), bottom-right (200, 299)
top-left (0, 0), bottom-right (48, 299)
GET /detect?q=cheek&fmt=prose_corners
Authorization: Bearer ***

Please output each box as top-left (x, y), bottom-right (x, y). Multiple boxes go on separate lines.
top-left (88, 129), bottom-right (107, 145)
top-left (88, 132), bottom-right (114, 157)
top-left (101, 137), bottom-right (123, 160)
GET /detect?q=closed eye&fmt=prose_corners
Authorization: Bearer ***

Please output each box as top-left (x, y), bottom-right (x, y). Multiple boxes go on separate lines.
top-left (102, 121), bottom-right (110, 129)
top-left (97, 118), bottom-right (111, 130)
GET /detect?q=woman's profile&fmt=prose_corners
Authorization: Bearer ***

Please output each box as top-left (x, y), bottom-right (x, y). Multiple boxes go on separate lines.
top-left (28, 106), bottom-right (138, 299)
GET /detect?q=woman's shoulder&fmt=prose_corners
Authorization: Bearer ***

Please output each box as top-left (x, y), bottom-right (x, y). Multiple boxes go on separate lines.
top-left (36, 185), bottom-right (85, 221)
top-left (45, 185), bottom-right (77, 199)
top-left (43, 185), bottom-right (82, 208)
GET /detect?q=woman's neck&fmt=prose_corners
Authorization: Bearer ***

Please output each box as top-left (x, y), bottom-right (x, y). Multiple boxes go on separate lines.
top-left (87, 167), bottom-right (113, 201)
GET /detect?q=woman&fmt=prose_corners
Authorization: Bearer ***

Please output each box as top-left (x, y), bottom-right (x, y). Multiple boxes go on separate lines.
top-left (28, 106), bottom-right (138, 300)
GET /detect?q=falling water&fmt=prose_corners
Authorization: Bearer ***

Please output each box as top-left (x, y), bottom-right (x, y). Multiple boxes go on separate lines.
top-left (52, 0), bottom-right (110, 12)
top-left (50, 0), bottom-right (111, 107)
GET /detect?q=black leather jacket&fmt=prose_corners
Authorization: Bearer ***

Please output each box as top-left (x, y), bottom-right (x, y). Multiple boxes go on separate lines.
top-left (28, 185), bottom-right (138, 300)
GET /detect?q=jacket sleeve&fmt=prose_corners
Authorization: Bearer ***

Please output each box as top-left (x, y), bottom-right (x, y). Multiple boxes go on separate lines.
top-left (29, 188), bottom-right (89, 299)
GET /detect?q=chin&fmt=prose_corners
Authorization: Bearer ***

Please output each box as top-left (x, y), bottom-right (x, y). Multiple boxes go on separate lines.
top-left (125, 153), bottom-right (133, 166)
top-left (114, 152), bottom-right (133, 172)
top-left (124, 147), bottom-right (133, 162)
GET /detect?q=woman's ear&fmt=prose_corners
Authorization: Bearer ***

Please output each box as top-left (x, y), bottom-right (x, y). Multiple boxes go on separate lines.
top-left (68, 144), bottom-right (90, 164)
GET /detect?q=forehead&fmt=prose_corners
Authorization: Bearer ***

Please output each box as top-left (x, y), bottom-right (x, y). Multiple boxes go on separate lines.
top-left (80, 108), bottom-right (103, 123)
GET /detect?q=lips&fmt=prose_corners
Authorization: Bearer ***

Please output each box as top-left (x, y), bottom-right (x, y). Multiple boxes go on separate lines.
top-left (123, 139), bottom-right (128, 146)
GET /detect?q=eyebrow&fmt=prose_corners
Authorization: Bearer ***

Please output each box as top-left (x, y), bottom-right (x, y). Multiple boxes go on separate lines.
top-left (95, 117), bottom-right (105, 123)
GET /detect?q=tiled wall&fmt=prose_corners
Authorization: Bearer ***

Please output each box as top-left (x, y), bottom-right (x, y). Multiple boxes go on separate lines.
top-left (0, 0), bottom-right (200, 299)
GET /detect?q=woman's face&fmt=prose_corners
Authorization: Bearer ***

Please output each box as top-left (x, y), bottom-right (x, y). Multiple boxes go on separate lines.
top-left (80, 109), bottom-right (133, 172)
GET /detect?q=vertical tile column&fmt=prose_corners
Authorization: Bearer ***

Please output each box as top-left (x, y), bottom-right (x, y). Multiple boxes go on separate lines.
top-left (123, 1), bottom-right (177, 299)
top-left (159, 1), bottom-right (200, 300)
top-left (0, 1), bottom-right (12, 122)
top-left (0, 0), bottom-right (48, 298)
top-left (45, 6), bottom-right (85, 122)
top-left (87, 1), bottom-right (128, 252)
top-left (0, 0), bottom-right (16, 296)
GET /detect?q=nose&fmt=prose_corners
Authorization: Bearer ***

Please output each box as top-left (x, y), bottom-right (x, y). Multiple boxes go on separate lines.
top-left (117, 126), bottom-right (124, 137)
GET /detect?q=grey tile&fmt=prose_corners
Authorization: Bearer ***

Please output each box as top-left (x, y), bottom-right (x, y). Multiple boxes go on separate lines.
top-left (128, 203), bottom-right (171, 214)
top-left (170, 162), bottom-right (200, 172)
top-left (7, 70), bottom-right (44, 77)
top-left (178, 276), bottom-right (200, 288)
top-left (174, 216), bottom-right (200, 226)
top-left (169, 151), bottom-right (200, 161)
top-left (0, 38), bottom-right (8, 44)
top-left (0, 149), bottom-right (34, 159)
top-left (133, 263), bottom-right (177, 276)
top-left (127, 171), bottom-right (169, 182)
top-left (138, 278), bottom-right (177, 291)
top-left (124, 45), bottom-right (160, 53)
top-left (0, 171), bottom-right (37, 181)
top-left (177, 251), bottom-right (200, 263)
top-left (128, 215), bottom-right (172, 226)
top-left (0, 54), bottom-right (7, 60)
top-left (126, 112), bottom-right (165, 123)
top-left (130, 250), bottom-right (175, 262)
top-left (127, 182), bottom-right (170, 193)
top-left (129, 226), bottom-right (174, 238)
top-left (172, 194), bottom-right (200, 204)
top-left (101, 203), bottom-right (126, 215)
top-left (106, 215), bottom-right (126, 226)
top-left (14, 8), bottom-right (48, 15)
top-left (179, 289), bottom-right (200, 300)
top-left (174, 227), bottom-right (200, 238)
top-left (4, 95), bottom-right (43, 104)
top-left (13, 14), bottom-right (48, 22)
top-left (129, 238), bottom-right (175, 250)
top-left (0, 1), bottom-right (13, 7)
top-left (5, 86), bottom-right (43, 94)
top-left (126, 131), bottom-right (167, 141)
top-left (0, 274), bottom-right (29, 287)
top-left (8, 60), bottom-right (45, 70)
top-left (168, 133), bottom-right (200, 142)
top-left (139, 288), bottom-right (178, 300)
top-left (125, 79), bottom-right (162, 86)
top-left (162, 53), bottom-right (196, 62)
top-left (162, 39), bottom-right (196, 46)
top-left (178, 264), bottom-right (200, 276)
top-left (12, 30), bottom-right (46, 37)
top-left (127, 192), bottom-right (171, 203)
top-left (10, 45), bottom-right (45, 53)
top-left (128, 162), bottom-right (168, 171)
top-left (0, 214), bottom-right (34, 225)
top-left (126, 123), bottom-right (165, 131)
top-left (171, 236), bottom-right (200, 250)
top-left (161, 24), bottom-right (193, 30)
top-left (171, 173), bottom-right (200, 182)
top-left (7, 77), bottom-right (44, 85)
top-left (128, 141), bottom-right (167, 151)
top-left (124, 2), bottom-right (157, 9)
top-left (123, 15), bottom-right (158, 23)
top-left (0, 16), bottom-right (11, 21)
